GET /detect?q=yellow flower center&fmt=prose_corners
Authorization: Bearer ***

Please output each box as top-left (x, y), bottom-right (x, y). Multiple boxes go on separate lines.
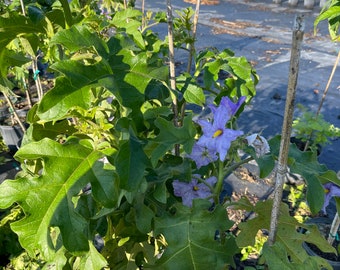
top-left (325, 189), bottom-right (330, 194)
top-left (193, 186), bottom-right (199, 191)
top-left (213, 129), bottom-right (223, 138)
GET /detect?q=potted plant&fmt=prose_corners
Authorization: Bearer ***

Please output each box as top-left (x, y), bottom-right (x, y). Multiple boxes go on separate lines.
top-left (0, 0), bottom-right (74, 153)
top-left (297, 0), bottom-right (340, 266)
top-left (302, 181), bottom-right (340, 269)
top-left (291, 103), bottom-right (340, 154)
top-left (291, 0), bottom-right (340, 154)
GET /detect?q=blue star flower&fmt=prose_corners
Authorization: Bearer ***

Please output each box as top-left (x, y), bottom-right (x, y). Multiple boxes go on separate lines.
top-left (197, 96), bottom-right (245, 161)
top-left (172, 176), bottom-right (217, 207)
top-left (209, 96), bottom-right (246, 117)
top-left (188, 143), bottom-right (218, 169)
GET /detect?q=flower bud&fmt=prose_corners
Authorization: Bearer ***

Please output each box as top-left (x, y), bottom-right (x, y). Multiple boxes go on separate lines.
top-left (246, 134), bottom-right (270, 157)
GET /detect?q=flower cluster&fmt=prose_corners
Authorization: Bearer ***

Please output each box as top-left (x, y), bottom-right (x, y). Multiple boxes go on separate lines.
top-left (190, 96), bottom-right (245, 168)
top-left (173, 97), bottom-right (246, 206)
top-left (172, 97), bottom-right (271, 208)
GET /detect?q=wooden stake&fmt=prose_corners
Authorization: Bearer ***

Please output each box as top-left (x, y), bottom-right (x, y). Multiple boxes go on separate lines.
top-left (268, 15), bottom-right (304, 245)
top-left (166, 0), bottom-right (180, 156)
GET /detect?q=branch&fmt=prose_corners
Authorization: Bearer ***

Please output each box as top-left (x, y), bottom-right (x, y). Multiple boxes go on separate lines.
top-left (166, 0), bottom-right (180, 155)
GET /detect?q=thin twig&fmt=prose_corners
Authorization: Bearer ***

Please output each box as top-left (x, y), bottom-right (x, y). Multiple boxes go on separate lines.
top-left (186, 0), bottom-right (200, 73)
top-left (303, 47), bottom-right (340, 151)
top-left (317, 49), bottom-right (340, 116)
top-left (268, 15), bottom-right (304, 246)
top-left (3, 93), bottom-right (26, 133)
top-left (166, 0), bottom-right (180, 156)
top-left (141, 0), bottom-right (145, 30)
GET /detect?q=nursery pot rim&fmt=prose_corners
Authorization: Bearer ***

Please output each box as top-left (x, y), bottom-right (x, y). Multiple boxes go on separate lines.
top-left (302, 217), bottom-right (340, 268)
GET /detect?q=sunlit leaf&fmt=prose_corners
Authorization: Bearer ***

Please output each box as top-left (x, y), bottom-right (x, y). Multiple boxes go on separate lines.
top-left (0, 138), bottom-right (106, 262)
top-left (233, 198), bottom-right (335, 266)
top-left (154, 200), bottom-right (237, 269)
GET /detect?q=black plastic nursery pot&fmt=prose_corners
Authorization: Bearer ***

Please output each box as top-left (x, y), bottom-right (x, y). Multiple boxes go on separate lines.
top-left (0, 125), bottom-right (23, 153)
top-left (290, 137), bottom-right (322, 156)
top-left (0, 106), bottom-right (8, 122)
top-left (303, 217), bottom-right (340, 270)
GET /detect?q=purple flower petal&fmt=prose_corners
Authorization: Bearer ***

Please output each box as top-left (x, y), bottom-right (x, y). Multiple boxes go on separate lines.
top-left (172, 177), bottom-right (216, 207)
top-left (188, 143), bottom-right (218, 168)
top-left (322, 183), bottom-right (340, 214)
top-left (221, 96), bottom-right (246, 116)
top-left (196, 97), bottom-right (245, 161)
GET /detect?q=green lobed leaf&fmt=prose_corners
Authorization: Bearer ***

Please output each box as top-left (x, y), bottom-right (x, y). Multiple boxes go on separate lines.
top-left (153, 200), bottom-right (237, 269)
top-left (0, 12), bottom-right (46, 49)
top-left (37, 76), bottom-right (93, 121)
top-left (115, 135), bottom-right (149, 192)
top-left (59, 0), bottom-right (73, 27)
top-left (256, 153), bottom-right (276, 179)
top-left (133, 194), bottom-right (155, 234)
top-left (268, 135), bottom-right (330, 214)
top-left (111, 9), bottom-right (145, 49)
top-left (233, 198), bottom-right (336, 266)
top-left (107, 46), bottom-right (168, 108)
top-left (177, 73), bottom-right (205, 106)
top-left (76, 242), bottom-right (108, 270)
top-left (50, 25), bottom-right (109, 56)
top-left (287, 144), bottom-right (328, 214)
top-left (203, 60), bottom-right (221, 89)
top-left (90, 162), bottom-right (120, 209)
top-left (45, 9), bottom-right (66, 29)
top-left (315, 6), bottom-right (340, 41)
top-left (262, 241), bottom-right (332, 270)
top-left (27, 5), bottom-right (45, 24)
top-left (318, 169), bottom-right (340, 186)
top-left (148, 115), bottom-right (196, 166)
top-left (0, 138), bottom-right (105, 261)
top-left (40, 26), bottom-right (168, 121)
top-left (228, 57), bottom-right (257, 96)
top-left (0, 48), bottom-right (31, 77)
top-left (24, 120), bottom-right (77, 142)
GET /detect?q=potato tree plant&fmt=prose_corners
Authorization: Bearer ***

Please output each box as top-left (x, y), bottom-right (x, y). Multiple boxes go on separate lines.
top-left (0, 1), bottom-right (340, 269)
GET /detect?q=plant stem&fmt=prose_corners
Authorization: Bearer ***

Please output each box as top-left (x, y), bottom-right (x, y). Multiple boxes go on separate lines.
top-left (186, 0), bottom-right (200, 73)
top-left (268, 15), bottom-right (304, 246)
top-left (214, 156), bottom-right (253, 204)
top-left (19, 0), bottom-right (26, 16)
top-left (3, 93), bottom-right (26, 133)
top-left (214, 159), bottom-right (224, 204)
top-left (316, 49), bottom-right (340, 117)
top-left (166, 0), bottom-right (180, 156)
top-left (32, 57), bottom-right (44, 101)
